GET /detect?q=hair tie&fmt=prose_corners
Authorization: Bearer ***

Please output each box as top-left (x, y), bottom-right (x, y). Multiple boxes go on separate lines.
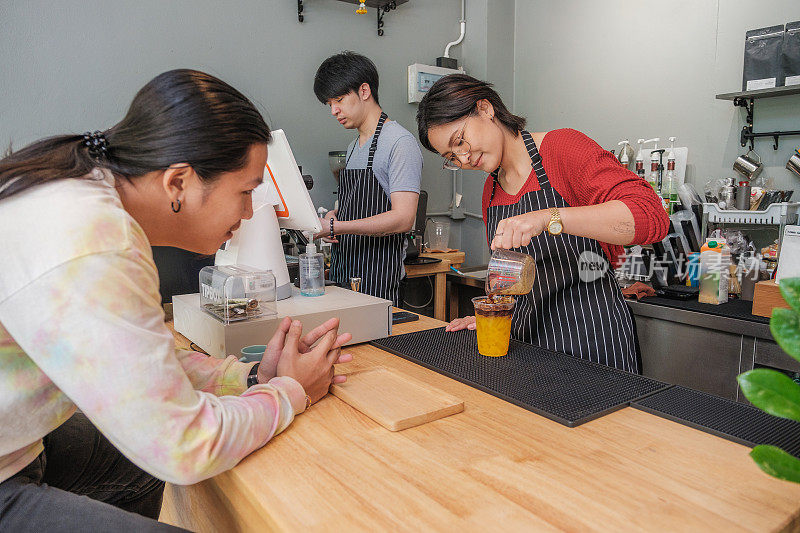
top-left (83, 131), bottom-right (109, 160)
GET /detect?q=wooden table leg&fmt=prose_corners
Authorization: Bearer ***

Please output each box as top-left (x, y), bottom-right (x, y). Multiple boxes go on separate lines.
top-left (434, 272), bottom-right (446, 321)
top-left (448, 280), bottom-right (459, 322)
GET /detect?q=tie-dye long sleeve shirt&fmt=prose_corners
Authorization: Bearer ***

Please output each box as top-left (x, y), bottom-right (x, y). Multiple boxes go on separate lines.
top-left (0, 170), bottom-right (306, 484)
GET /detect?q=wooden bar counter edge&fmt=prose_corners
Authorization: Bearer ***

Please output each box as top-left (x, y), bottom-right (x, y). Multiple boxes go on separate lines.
top-left (160, 311), bottom-right (800, 532)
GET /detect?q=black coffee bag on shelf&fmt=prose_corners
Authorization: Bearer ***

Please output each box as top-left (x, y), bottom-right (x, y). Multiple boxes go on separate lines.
top-left (782, 21), bottom-right (800, 87)
top-left (743, 25), bottom-right (784, 90)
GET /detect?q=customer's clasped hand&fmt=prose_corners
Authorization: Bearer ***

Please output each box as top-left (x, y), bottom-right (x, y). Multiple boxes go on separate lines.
top-left (259, 317), bottom-right (353, 405)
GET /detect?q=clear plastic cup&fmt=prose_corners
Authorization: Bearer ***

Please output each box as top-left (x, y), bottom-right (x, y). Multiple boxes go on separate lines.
top-left (427, 220), bottom-right (451, 251)
top-left (486, 250), bottom-right (536, 296)
top-left (472, 296), bottom-right (515, 357)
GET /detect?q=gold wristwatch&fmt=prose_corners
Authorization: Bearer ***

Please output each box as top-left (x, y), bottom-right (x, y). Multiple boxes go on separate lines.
top-left (546, 207), bottom-right (563, 236)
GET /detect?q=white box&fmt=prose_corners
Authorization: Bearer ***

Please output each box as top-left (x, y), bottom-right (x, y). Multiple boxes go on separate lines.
top-left (173, 286), bottom-right (392, 358)
top-left (408, 63), bottom-right (464, 103)
top-left (777, 225), bottom-right (800, 284)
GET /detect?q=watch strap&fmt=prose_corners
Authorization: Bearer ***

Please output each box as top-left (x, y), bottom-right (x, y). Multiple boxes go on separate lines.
top-left (547, 207), bottom-right (562, 235)
top-left (246, 363), bottom-right (260, 388)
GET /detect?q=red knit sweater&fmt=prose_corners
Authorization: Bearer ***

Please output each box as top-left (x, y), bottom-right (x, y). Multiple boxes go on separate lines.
top-left (482, 128), bottom-right (669, 266)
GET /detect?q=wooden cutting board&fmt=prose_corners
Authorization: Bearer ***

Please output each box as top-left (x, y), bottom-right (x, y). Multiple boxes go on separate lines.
top-left (330, 367), bottom-right (464, 431)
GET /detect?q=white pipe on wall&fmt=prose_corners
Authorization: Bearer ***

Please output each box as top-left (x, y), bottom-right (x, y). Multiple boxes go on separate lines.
top-left (443, 0), bottom-right (466, 58)
top-left (430, 1), bottom-right (470, 222)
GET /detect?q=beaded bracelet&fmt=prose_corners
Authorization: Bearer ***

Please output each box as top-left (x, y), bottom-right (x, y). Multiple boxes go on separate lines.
top-left (329, 217), bottom-right (335, 239)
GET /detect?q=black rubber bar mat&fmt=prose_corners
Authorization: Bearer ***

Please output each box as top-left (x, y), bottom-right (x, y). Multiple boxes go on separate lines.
top-left (370, 328), bottom-right (670, 427)
top-left (632, 386), bottom-right (800, 457)
top-left (637, 297), bottom-right (769, 324)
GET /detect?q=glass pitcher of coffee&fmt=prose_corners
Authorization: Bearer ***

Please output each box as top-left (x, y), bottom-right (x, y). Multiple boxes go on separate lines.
top-left (486, 250), bottom-right (536, 296)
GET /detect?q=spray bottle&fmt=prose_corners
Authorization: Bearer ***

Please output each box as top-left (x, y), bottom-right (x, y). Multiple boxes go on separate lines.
top-left (663, 137), bottom-right (678, 214)
top-left (635, 139), bottom-right (646, 181)
top-left (644, 138), bottom-right (661, 193)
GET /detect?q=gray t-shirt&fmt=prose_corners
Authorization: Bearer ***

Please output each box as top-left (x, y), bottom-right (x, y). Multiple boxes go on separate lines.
top-left (344, 120), bottom-right (423, 198)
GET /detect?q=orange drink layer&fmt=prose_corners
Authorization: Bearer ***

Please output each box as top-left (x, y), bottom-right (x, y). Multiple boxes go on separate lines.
top-left (472, 296), bottom-right (515, 357)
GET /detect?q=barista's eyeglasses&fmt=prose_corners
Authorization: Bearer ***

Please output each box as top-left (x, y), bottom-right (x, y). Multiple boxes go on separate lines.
top-left (442, 118), bottom-right (471, 171)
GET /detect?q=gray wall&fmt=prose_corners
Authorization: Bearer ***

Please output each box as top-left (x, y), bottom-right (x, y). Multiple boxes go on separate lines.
top-left (513, 0), bottom-right (800, 193)
top-left (0, 0), bottom-right (465, 227)
top-left (6, 1), bottom-right (797, 271)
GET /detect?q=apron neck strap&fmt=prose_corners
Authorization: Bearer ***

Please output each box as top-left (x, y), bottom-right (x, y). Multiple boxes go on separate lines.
top-left (367, 112), bottom-right (388, 168)
top-left (520, 130), bottom-right (550, 188)
top-left (486, 129), bottom-right (547, 213)
top-left (519, 130), bottom-right (538, 163)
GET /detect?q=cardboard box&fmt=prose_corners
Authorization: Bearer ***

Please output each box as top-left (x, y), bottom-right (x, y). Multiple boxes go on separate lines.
top-left (173, 286), bottom-right (392, 358)
top-left (752, 280), bottom-right (791, 318)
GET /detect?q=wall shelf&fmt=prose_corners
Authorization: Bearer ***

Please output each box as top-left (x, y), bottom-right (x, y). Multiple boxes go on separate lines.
top-left (716, 86), bottom-right (800, 151)
top-left (299, 1), bottom-right (408, 36)
top-left (716, 85), bottom-right (800, 101)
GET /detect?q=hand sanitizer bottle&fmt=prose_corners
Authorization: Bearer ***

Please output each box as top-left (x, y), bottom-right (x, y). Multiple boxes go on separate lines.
top-left (300, 240), bottom-right (325, 297)
top-left (663, 137), bottom-right (678, 215)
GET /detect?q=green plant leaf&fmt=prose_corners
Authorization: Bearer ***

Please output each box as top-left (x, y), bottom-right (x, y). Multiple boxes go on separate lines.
top-left (779, 278), bottom-right (800, 313)
top-left (750, 445), bottom-right (800, 484)
top-left (737, 368), bottom-right (800, 422)
top-left (770, 308), bottom-right (800, 364)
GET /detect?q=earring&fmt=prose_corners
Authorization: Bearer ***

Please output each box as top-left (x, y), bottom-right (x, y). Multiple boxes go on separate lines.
top-left (171, 199), bottom-right (181, 213)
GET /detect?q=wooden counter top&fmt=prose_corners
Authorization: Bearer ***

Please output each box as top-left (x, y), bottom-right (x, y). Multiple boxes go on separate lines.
top-left (161, 314), bottom-right (800, 532)
top-left (420, 250), bottom-right (466, 266)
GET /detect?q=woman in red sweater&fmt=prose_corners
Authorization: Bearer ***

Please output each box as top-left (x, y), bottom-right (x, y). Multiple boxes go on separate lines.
top-left (416, 74), bottom-right (668, 373)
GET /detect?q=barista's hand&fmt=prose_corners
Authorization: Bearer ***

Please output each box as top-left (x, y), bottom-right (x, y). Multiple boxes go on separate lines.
top-left (491, 210), bottom-right (550, 250)
top-left (275, 320), bottom-right (352, 404)
top-left (445, 315), bottom-right (476, 332)
top-left (258, 317), bottom-right (352, 384)
top-left (315, 210), bottom-right (339, 243)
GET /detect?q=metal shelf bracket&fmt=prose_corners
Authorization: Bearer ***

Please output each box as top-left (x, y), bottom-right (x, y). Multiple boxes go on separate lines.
top-left (732, 95), bottom-right (800, 151)
top-left (377, 1), bottom-right (397, 36)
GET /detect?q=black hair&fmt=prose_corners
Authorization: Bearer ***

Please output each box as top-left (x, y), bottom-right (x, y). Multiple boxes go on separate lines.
top-left (314, 51), bottom-right (380, 106)
top-left (416, 74), bottom-right (526, 153)
top-left (0, 69), bottom-right (271, 202)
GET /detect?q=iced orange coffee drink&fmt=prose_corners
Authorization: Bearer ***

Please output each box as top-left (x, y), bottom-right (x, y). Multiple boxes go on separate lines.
top-left (472, 296), bottom-right (515, 357)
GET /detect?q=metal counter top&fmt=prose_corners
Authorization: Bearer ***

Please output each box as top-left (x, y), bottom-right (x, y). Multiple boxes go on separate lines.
top-left (627, 297), bottom-right (772, 340)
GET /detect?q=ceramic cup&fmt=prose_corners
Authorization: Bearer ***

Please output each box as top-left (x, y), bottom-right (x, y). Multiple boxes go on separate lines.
top-left (239, 344), bottom-right (267, 363)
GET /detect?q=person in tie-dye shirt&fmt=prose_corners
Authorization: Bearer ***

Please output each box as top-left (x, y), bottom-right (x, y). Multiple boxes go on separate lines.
top-left (0, 69), bottom-right (351, 531)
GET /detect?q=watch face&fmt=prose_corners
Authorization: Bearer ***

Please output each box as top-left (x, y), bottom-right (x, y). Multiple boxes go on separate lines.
top-left (549, 221), bottom-right (563, 235)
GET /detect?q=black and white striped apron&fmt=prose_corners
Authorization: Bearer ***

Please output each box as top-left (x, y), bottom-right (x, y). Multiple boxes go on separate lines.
top-left (330, 112), bottom-right (405, 305)
top-left (485, 131), bottom-right (639, 373)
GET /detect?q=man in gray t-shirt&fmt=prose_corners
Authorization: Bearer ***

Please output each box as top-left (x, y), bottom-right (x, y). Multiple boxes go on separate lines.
top-left (313, 52), bottom-right (422, 304)
top-left (343, 120), bottom-right (422, 200)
